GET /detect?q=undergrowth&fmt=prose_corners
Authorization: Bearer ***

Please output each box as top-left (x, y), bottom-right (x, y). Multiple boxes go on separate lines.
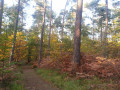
top-left (8, 71), bottom-right (23, 90)
top-left (0, 67), bottom-right (23, 90)
top-left (36, 68), bottom-right (109, 90)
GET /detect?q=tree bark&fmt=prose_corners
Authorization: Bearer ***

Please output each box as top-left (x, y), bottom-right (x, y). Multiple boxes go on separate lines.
top-left (38, 0), bottom-right (46, 66)
top-left (27, 46), bottom-right (31, 63)
top-left (0, 0), bottom-right (4, 35)
top-left (1, 39), bottom-right (6, 83)
top-left (73, 0), bottom-right (83, 66)
top-left (93, 22), bottom-right (95, 45)
top-left (9, 0), bottom-right (20, 63)
top-left (103, 0), bottom-right (108, 57)
top-left (48, 0), bottom-right (52, 60)
top-left (101, 27), bottom-right (102, 41)
top-left (100, 23), bottom-right (102, 45)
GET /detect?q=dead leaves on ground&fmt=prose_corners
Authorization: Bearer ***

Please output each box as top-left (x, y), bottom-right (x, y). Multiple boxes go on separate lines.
top-left (37, 52), bottom-right (120, 78)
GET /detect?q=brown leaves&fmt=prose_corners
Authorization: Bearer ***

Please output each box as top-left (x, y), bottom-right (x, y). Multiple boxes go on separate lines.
top-left (39, 52), bottom-right (120, 78)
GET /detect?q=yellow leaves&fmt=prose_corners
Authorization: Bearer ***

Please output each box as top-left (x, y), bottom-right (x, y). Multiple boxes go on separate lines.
top-left (13, 32), bottom-right (27, 61)
top-left (8, 35), bottom-right (13, 40)
top-left (8, 32), bottom-right (25, 40)
top-left (17, 32), bottom-right (23, 36)
top-left (52, 39), bottom-right (57, 42)
top-left (0, 32), bottom-right (27, 61)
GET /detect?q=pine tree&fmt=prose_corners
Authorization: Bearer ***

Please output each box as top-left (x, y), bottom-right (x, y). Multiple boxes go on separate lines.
top-left (73, 0), bottom-right (83, 67)
top-left (38, 0), bottom-right (46, 66)
top-left (9, 0), bottom-right (21, 63)
top-left (0, 0), bottom-right (4, 35)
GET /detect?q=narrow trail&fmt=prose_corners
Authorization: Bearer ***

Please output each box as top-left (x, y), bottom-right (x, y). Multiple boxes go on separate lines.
top-left (22, 66), bottom-right (59, 90)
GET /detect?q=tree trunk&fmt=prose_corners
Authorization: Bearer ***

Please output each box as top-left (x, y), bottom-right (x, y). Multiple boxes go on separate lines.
top-left (38, 0), bottom-right (46, 66)
top-left (100, 23), bottom-right (102, 45)
top-left (35, 43), bottom-right (38, 61)
top-left (103, 0), bottom-right (108, 57)
top-left (21, 9), bottom-right (24, 31)
top-left (48, 0), bottom-right (52, 60)
top-left (0, 0), bottom-right (4, 35)
top-left (1, 39), bottom-right (6, 83)
top-left (9, 0), bottom-right (20, 63)
top-left (73, 0), bottom-right (83, 66)
top-left (27, 47), bottom-right (31, 63)
top-left (93, 22), bottom-right (94, 45)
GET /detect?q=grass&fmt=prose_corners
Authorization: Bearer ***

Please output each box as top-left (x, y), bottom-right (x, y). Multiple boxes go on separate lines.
top-left (36, 68), bottom-right (107, 90)
top-left (9, 81), bottom-right (23, 90)
top-left (8, 71), bottom-right (23, 90)
top-left (0, 67), bottom-right (23, 90)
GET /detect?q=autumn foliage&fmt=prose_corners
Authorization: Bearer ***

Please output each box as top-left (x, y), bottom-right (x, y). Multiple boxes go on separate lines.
top-left (39, 52), bottom-right (120, 78)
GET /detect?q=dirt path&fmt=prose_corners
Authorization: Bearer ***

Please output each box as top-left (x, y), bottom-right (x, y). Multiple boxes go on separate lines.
top-left (22, 66), bottom-right (59, 90)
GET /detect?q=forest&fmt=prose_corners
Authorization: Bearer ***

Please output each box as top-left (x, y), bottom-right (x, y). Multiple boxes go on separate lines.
top-left (0, 0), bottom-right (120, 90)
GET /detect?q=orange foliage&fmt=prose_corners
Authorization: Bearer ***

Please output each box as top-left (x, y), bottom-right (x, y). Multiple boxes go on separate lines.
top-left (39, 52), bottom-right (120, 78)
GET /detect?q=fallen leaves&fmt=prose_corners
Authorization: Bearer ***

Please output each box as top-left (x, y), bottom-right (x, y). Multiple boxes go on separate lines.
top-left (38, 52), bottom-right (120, 78)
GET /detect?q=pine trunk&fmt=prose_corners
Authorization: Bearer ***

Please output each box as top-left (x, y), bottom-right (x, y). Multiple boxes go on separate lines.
top-left (0, 0), bottom-right (4, 35)
top-left (103, 0), bottom-right (108, 57)
top-left (93, 22), bottom-right (94, 45)
top-left (38, 0), bottom-right (46, 66)
top-left (101, 24), bottom-right (102, 45)
top-left (28, 47), bottom-right (31, 63)
top-left (48, 0), bottom-right (52, 60)
top-left (73, 0), bottom-right (83, 66)
top-left (9, 0), bottom-right (20, 63)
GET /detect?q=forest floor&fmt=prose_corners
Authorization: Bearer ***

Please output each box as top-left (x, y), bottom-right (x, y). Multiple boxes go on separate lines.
top-left (1, 52), bottom-right (120, 90)
top-left (33, 52), bottom-right (120, 89)
top-left (22, 66), bottom-right (59, 90)
top-left (38, 52), bottom-right (120, 78)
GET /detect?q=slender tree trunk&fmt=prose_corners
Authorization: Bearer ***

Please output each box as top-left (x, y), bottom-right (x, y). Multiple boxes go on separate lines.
top-left (0, 0), bottom-right (4, 35)
top-left (38, 0), bottom-right (46, 66)
top-left (35, 42), bottom-right (38, 61)
top-left (18, 3), bottom-right (24, 61)
top-left (2, 32), bottom-right (7, 83)
top-left (9, 0), bottom-right (20, 63)
top-left (1, 56), bottom-right (4, 83)
top-left (112, 19), bottom-right (115, 42)
top-left (21, 9), bottom-right (24, 31)
top-left (60, 0), bottom-right (69, 55)
top-left (1, 42), bottom-right (6, 83)
top-left (100, 23), bottom-right (103, 45)
top-left (73, 0), bottom-right (83, 67)
top-left (103, 0), bottom-right (108, 57)
top-left (48, 0), bottom-right (52, 60)
top-left (27, 46), bottom-right (31, 63)
top-left (100, 18), bottom-right (103, 46)
top-left (93, 22), bottom-right (94, 45)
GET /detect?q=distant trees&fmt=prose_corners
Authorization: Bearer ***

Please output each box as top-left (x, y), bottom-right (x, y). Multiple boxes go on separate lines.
top-left (103, 0), bottom-right (108, 57)
top-left (0, 0), bottom-right (119, 67)
top-left (48, 0), bottom-right (52, 59)
top-left (60, 0), bottom-right (69, 55)
top-left (86, 0), bottom-right (99, 45)
top-left (0, 0), bottom-right (4, 35)
top-left (73, 0), bottom-right (83, 66)
top-left (86, 0), bottom-right (113, 57)
top-left (9, 0), bottom-right (21, 63)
